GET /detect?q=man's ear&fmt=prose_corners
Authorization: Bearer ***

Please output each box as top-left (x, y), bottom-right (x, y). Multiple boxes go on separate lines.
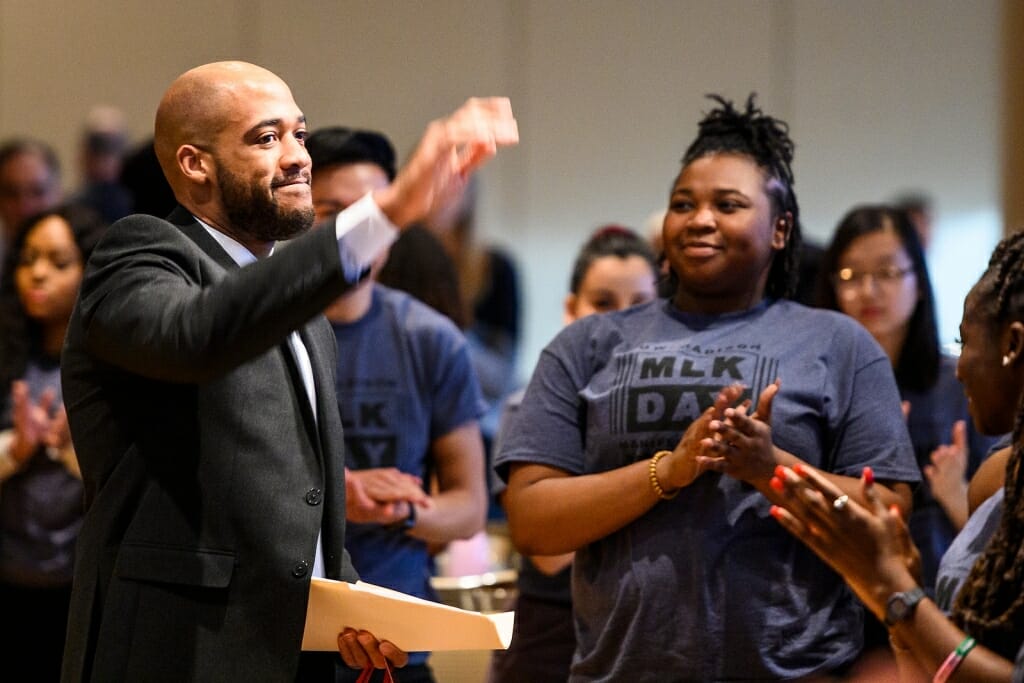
top-left (177, 144), bottom-right (211, 185)
top-left (772, 211), bottom-right (792, 251)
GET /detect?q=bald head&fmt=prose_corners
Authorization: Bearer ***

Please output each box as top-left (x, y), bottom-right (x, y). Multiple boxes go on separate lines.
top-left (154, 61), bottom-right (292, 190)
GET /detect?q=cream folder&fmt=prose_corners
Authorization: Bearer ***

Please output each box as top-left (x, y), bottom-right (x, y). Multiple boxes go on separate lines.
top-left (302, 577), bottom-right (515, 651)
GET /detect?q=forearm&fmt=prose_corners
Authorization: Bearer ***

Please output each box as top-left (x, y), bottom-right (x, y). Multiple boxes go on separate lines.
top-left (505, 460), bottom-right (666, 555)
top-left (407, 489), bottom-right (485, 544)
top-left (891, 600), bottom-right (1013, 681)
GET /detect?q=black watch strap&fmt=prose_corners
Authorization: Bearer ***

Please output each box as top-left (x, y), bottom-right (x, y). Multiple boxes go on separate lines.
top-left (884, 586), bottom-right (926, 626)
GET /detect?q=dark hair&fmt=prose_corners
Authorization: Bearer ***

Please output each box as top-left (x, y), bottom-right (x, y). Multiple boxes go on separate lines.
top-left (306, 127), bottom-right (397, 182)
top-left (815, 204), bottom-right (940, 391)
top-left (119, 138), bottom-right (177, 217)
top-left (376, 225), bottom-right (466, 328)
top-left (569, 224), bottom-right (658, 294)
top-left (0, 203), bottom-right (108, 388)
top-left (0, 137), bottom-right (61, 181)
top-left (950, 230), bottom-right (1024, 658)
top-left (674, 93), bottom-right (802, 299)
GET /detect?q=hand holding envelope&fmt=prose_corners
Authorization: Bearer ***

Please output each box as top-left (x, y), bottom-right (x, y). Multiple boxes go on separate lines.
top-left (303, 578), bottom-right (515, 652)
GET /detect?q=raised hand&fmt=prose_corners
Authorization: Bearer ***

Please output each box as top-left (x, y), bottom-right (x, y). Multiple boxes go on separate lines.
top-left (374, 98), bottom-right (518, 228)
top-left (923, 419), bottom-right (970, 530)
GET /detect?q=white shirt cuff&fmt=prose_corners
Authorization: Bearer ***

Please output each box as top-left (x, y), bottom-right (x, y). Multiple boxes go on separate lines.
top-left (334, 192), bottom-right (399, 282)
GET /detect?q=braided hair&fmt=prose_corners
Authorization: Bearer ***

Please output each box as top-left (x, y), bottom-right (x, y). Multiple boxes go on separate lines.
top-left (679, 94), bottom-right (803, 299)
top-left (950, 230), bottom-right (1024, 658)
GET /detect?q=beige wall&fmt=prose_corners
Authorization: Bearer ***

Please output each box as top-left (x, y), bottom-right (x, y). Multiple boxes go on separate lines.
top-left (0, 0), bottom-right (1004, 377)
top-left (1004, 0), bottom-right (1024, 235)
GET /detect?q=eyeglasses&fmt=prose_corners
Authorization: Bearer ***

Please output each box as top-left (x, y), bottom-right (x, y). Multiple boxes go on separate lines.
top-left (833, 265), bottom-right (915, 292)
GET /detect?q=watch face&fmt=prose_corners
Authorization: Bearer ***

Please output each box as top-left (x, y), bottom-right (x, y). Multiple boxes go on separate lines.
top-left (886, 588), bottom-right (924, 625)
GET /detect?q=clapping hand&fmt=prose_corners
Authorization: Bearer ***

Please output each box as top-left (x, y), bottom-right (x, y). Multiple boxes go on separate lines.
top-left (924, 420), bottom-right (970, 530)
top-left (769, 464), bottom-right (921, 621)
top-left (9, 381), bottom-right (71, 465)
top-left (698, 379), bottom-right (781, 484)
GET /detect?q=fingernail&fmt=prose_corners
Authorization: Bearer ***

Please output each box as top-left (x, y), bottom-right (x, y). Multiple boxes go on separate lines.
top-left (774, 465), bottom-right (786, 479)
top-left (863, 466), bottom-right (874, 485)
top-left (793, 463), bottom-right (806, 476)
top-left (769, 505), bottom-right (783, 519)
top-left (770, 476), bottom-right (784, 492)
top-left (889, 504), bottom-right (901, 519)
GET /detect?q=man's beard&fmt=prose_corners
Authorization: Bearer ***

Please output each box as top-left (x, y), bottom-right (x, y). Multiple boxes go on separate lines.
top-left (217, 165), bottom-right (315, 242)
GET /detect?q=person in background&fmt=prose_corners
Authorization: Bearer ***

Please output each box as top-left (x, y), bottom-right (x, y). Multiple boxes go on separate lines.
top-left (488, 224), bottom-right (658, 683)
top-left (0, 203), bottom-right (107, 682)
top-left (307, 126), bottom-right (488, 683)
top-left (421, 175), bottom-right (522, 515)
top-left (377, 225), bottom-right (466, 329)
top-left (497, 94), bottom-right (920, 681)
top-left (73, 105), bottom-right (133, 224)
top-left (771, 229), bottom-right (1024, 680)
top-left (893, 191), bottom-right (935, 253)
top-left (0, 138), bottom-right (63, 268)
top-left (816, 204), bottom-right (998, 593)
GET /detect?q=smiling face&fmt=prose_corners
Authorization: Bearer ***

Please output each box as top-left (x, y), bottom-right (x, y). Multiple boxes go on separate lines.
top-left (956, 283), bottom-right (1024, 436)
top-left (662, 153), bottom-right (787, 313)
top-left (564, 254), bottom-right (657, 323)
top-left (15, 215), bottom-right (84, 327)
top-left (155, 62), bottom-right (315, 251)
top-left (207, 75), bottom-right (315, 243)
top-left (833, 225), bottom-right (919, 347)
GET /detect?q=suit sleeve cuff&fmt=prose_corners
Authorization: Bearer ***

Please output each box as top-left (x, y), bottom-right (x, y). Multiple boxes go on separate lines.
top-left (334, 192), bottom-right (399, 283)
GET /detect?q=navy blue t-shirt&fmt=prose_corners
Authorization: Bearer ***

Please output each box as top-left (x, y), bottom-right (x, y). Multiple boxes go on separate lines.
top-left (497, 298), bottom-right (921, 682)
top-left (332, 285), bottom-right (484, 662)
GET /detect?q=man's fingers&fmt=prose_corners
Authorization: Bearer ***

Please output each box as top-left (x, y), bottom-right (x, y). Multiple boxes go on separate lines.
top-left (337, 629), bottom-right (369, 669)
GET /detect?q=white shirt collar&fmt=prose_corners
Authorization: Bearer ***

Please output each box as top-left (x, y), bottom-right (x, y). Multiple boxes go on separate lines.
top-left (195, 217), bottom-right (272, 267)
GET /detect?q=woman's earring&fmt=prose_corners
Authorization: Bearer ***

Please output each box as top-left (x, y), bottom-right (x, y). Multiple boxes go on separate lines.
top-left (1003, 354), bottom-right (1012, 367)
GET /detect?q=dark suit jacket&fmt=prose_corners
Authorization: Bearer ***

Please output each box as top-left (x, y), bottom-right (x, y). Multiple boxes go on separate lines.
top-left (60, 207), bottom-right (360, 682)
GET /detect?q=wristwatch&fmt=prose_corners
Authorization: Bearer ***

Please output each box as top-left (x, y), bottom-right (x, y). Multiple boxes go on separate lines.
top-left (884, 587), bottom-right (926, 626)
top-left (395, 501), bottom-right (417, 531)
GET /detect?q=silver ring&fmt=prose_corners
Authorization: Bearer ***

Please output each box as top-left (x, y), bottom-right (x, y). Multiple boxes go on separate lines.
top-left (832, 494), bottom-right (849, 511)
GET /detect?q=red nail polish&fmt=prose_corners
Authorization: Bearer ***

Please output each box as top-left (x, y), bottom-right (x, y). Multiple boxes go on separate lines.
top-left (774, 465), bottom-right (786, 479)
top-left (793, 463), bottom-right (806, 476)
top-left (769, 505), bottom-right (782, 519)
top-left (863, 466), bottom-right (874, 485)
top-left (770, 476), bottom-right (784, 492)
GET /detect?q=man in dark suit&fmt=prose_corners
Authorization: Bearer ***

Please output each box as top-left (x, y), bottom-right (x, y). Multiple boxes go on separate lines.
top-left (59, 61), bottom-right (516, 682)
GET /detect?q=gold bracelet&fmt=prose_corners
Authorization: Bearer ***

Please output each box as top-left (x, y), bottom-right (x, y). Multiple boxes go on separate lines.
top-left (649, 450), bottom-right (679, 500)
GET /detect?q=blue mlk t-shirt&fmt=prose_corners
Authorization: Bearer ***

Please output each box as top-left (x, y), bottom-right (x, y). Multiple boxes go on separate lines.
top-left (496, 298), bottom-right (921, 682)
top-left (332, 285), bottom-right (484, 655)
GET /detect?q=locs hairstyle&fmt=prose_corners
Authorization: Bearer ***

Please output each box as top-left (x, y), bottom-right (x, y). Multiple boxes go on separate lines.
top-left (678, 94), bottom-right (803, 299)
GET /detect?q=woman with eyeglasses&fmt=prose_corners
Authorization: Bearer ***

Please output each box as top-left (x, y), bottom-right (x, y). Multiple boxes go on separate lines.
top-left (816, 205), bottom-right (1001, 668)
